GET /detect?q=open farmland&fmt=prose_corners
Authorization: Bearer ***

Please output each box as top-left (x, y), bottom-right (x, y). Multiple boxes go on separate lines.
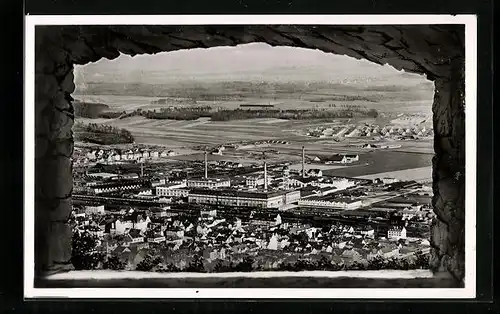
top-left (74, 111), bottom-right (433, 177)
top-left (76, 116), bottom-right (352, 147)
top-left (354, 166), bottom-right (432, 182)
top-left (74, 93), bottom-right (432, 115)
top-left (73, 78), bottom-right (433, 176)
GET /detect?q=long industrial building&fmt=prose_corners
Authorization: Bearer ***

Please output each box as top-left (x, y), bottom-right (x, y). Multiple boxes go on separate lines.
top-left (186, 178), bottom-right (231, 189)
top-left (298, 196), bottom-right (363, 210)
top-left (188, 188), bottom-right (301, 209)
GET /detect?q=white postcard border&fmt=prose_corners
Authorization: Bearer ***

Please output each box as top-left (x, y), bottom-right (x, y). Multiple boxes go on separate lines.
top-left (24, 14), bottom-right (477, 299)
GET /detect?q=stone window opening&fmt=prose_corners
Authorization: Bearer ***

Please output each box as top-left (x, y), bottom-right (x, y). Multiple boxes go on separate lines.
top-left (34, 25), bottom-right (465, 287)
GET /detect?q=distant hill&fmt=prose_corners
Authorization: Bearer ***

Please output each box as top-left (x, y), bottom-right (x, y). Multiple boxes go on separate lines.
top-left (74, 43), bottom-right (432, 89)
top-left (73, 43), bottom-right (434, 114)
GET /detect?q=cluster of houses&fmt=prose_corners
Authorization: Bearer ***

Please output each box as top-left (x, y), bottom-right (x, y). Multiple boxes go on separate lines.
top-left (233, 140), bottom-right (290, 150)
top-left (72, 200), bottom-right (430, 271)
top-left (214, 160), bottom-right (244, 169)
top-left (306, 124), bottom-right (433, 140)
top-left (301, 154), bottom-right (360, 165)
top-left (74, 147), bottom-right (178, 165)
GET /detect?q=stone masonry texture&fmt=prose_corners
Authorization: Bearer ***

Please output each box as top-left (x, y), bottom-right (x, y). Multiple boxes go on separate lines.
top-left (34, 25), bottom-right (465, 282)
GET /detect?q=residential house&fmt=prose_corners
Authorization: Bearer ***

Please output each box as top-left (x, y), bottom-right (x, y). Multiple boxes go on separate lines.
top-left (138, 189), bottom-right (152, 196)
top-left (325, 154), bottom-right (346, 164)
top-left (86, 225), bottom-right (104, 238)
top-left (133, 215), bottom-right (151, 233)
top-left (151, 178), bottom-right (166, 187)
top-left (325, 154), bottom-right (359, 164)
top-left (306, 169), bottom-right (323, 177)
top-left (211, 147), bottom-right (223, 155)
top-left (147, 232), bottom-right (166, 243)
top-left (125, 229), bottom-right (145, 244)
top-left (85, 205), bottom-right (105, 215)
top-left (113, 219), bottom-right (134, 235)
top-left (267, 234), bottom-right (279, 250)
top-left (150, 207), bottom-right (168, 218)
top-left (86, 150), bottom-right (97, 160)
top-left (165, 228), bottom-right (185, 239)
top-left (360, 226), bottom-right (375, 238)
top-left (387, 226), bottom-right (407, 239)
top-left (286, 176), bottom-right (318, 188)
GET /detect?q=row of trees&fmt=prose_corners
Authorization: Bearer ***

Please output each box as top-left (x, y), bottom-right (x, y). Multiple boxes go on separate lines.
top-left (210, 107), bottom-right (379, 121)
top-left (73, 122), bottom-right (135, 145)
top-left (93, 105), bottom-right (379, 122)
top-left (71, 231), bottom-right (430, 273)
top-left (129, 253), bottom-right (429, 273)
top-left (73, 101), bottom-right (110, 118)
top-left (141, 107), bottom-right (212, 120)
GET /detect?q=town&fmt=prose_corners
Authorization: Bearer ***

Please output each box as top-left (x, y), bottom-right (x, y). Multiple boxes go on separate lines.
top-left (70, 143), bottom-right (433, 273)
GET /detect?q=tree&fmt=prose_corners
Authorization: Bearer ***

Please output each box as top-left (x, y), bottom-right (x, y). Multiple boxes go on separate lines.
top-left (414, 250), bottom-right (430, 269)
top-left (399, 258), bottom-right (411, 270)
top-left (385, 257), bottom-right (401, 269)
top-left (158, 262), bottom-right (181, 273)
top-left (136, 254), bottom-right (162, 271)
top-left (234, 256), bottom-right (255, 272)
top-left (71, 231), bottom-right (104, 270)
top-left (293, 259), bottom-right (316, 271)
top-left (277, 261), bottom-right (295, 271)
top-left (185, 254), bottom-right (205, 272)
top-left (329, 261), bottom-right (345, 271)
top-left (103, 255), bottom-right (126, 270)
top-left (213, 259), bottom-right (233, 273)
top-left (367, 255), bottom-right (386, 270)
top-left (349, 260), bottom-right (367, 270)
top-left (317, 255), bottom-right (332, 270)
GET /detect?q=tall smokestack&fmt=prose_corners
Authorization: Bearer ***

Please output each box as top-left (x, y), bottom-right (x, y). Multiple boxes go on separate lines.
top-left (302, 146), bottom-right (305, 178)
top-left (264, 161), bottom-right (268, 191)
top-left (204, 151), bottom-right (208, 179)
top-left (140, 161), bottom-right (144, 177)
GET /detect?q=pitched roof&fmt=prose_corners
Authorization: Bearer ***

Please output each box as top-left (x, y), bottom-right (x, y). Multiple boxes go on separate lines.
top-left (326, 154), bottom-right (345, 161)
top-left (128, 228), bottom-right (143, 238)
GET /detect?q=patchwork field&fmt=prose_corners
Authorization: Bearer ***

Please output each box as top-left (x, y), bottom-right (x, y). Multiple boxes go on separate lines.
top-left (74, 86), bottom-right (434, 177)
top-left (77, 116), bottom-right (350, 147)
top-left (75, 112), bottom-right (433, 177)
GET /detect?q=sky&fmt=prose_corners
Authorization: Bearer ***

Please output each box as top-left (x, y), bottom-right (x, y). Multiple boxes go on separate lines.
top-left (74, 43), bottom-right (431, 88)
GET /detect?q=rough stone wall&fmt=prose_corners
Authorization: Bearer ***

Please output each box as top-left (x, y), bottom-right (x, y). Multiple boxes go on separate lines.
top-left (33, 25), bottom-right (466, 281)
top-left (50, 25), bottom-right (463, 80)
top-left (35, 29), bottom-right (76, 275)
top-left (430, 56), bottom-right (466, 283)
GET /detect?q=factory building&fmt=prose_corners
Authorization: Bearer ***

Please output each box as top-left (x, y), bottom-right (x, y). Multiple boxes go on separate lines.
top-left (90, 181), bottom-right (145, 195)
top-left (245, 175), bottom-right (272, 188)
top-left (188, 188), bottom-right (301, 209)
top-left (186, 151), bottom-right (231, 189)
top-left (186, 178), bottom-right (231, 189)
top-left (298, 196), bottom-right (362, 210)
top-left (156, 187), bottom-right (190, 197)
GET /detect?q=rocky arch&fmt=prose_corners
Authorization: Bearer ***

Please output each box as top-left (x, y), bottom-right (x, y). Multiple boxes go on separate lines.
top-left (34, 25), bottom-right (465, 283)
